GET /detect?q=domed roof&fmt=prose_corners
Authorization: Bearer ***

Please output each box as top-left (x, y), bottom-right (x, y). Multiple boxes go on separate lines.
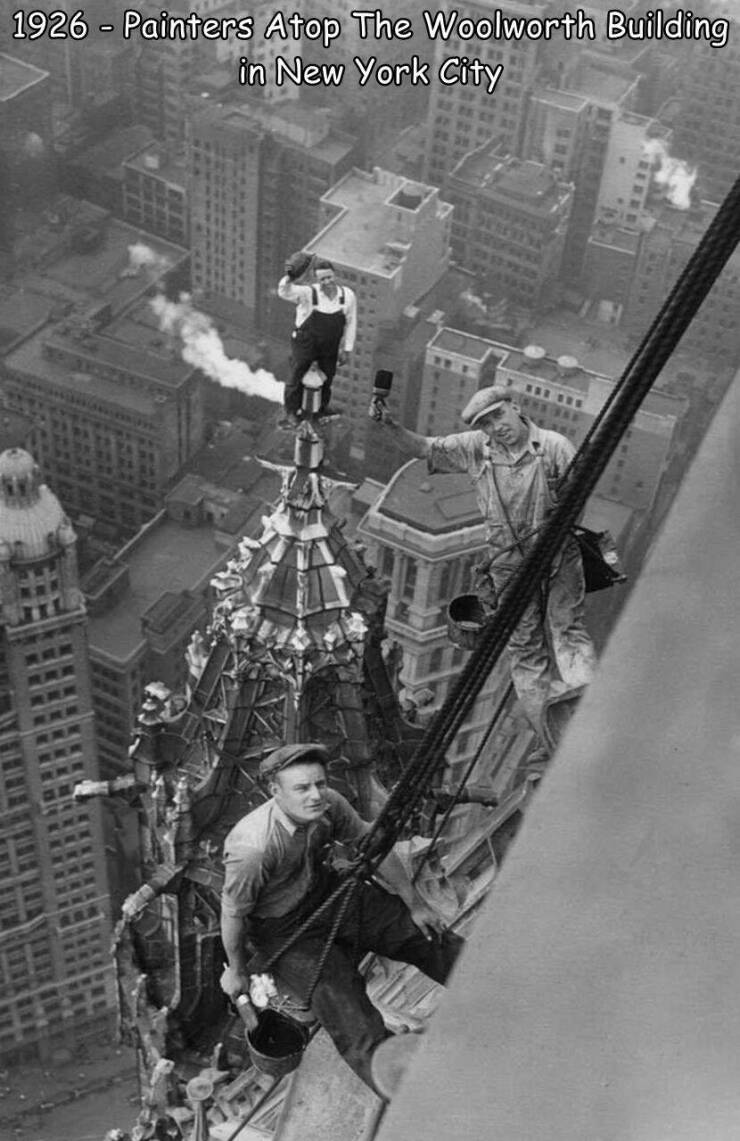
top-left (0, 448), bottom-right (71, 560)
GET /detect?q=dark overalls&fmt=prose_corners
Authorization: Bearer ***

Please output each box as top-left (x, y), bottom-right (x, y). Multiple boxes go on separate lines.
top-left (285, 286), bottom-right (347, 416)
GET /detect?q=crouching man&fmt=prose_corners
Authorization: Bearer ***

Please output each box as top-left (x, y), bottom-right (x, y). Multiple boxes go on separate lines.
top-left (220, 743), bottom-right (463, 1092)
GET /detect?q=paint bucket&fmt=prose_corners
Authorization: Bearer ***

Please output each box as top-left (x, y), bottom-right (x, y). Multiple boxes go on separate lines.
top-left (446, 594), bottom-right (488, 650)
top-left (246, 1008), bottom-right (309, 1079)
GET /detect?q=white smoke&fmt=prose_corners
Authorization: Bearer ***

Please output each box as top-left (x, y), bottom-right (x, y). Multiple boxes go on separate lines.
top-left (150, 292), bottom-right (284, 403)
top-left (643, 139), bottom-right (698, 211)
top-left (127, 242), bottom-right (172, 276)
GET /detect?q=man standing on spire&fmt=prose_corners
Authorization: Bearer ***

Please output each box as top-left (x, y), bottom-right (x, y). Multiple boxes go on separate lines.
top-left (278, 253), bottom-right (357, 424)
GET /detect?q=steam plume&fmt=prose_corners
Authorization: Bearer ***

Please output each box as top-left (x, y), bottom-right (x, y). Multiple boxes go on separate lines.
top-left (643, 139), bottom-right (697, 210)
top-left (150, 292), bottom-right (284, 403)
top-left (127, 242), bottom-right (172, 276)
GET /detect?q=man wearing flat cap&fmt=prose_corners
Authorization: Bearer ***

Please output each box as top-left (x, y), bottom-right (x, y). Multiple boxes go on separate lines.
top-left (378, 387), bottom-right (596, 740)
top-left (220, 742), bottom-right (462, 1092)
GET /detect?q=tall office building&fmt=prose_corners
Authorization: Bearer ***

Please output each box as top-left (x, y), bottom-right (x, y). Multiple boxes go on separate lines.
top-left (595, 114), bottom-right (668, 228)
top-left (133, 0), bottom-right (241, 144)
top-left (674, 38), bottom-right (740, 205)
top-left (0, 448), bottom-right (114, 1062)
top-left (445, 140), bottom-right (573, 307)
top-left (188, 99), bottom-right (359, 334)
top-left (523, 54), bottom-right (639, 281)
top-left (3, 315), bottom-right (204, 540)
top-left (424, 0), bottom-right (544, 187)
top-left (624, 198), bottom-right (740, 360)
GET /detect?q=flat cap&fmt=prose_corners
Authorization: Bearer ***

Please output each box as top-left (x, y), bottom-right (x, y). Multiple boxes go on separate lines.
top-left (259, 742), bottom-right (329, 781)
top-left (461, 385), bottom-right (514, 426)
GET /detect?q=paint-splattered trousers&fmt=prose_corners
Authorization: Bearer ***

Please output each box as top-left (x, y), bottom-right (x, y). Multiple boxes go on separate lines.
top-left (491, 535), bottom-right (596, 737)
top-left (250, 877), bottom-right (463, 1092)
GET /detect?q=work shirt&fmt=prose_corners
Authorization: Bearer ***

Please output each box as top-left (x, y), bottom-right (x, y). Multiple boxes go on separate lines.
top-left (221, 789), bottom-right (369, 923)
top-left (427, 418), bottom-right (575, 572)
top-left (277, 276), bottom-right (357, 352)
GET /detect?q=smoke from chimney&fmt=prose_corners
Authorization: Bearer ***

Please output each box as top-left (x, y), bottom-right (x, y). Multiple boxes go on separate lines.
top-left (127, 243), bottom-right (284, 403)
top-left (127, 242), bottom-right (172, 276)
top-left (150, 292), bottom-right (284, 403)
top-left (643, 139), bottom-right (697, 210)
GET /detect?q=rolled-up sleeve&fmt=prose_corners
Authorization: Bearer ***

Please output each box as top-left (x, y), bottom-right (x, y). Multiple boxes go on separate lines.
top-left (427, 430), bottom-right (485, 476)
top-left (277, 276), bottom-right (312, 304)
top-left (221, 843), bottom-right (266, 920)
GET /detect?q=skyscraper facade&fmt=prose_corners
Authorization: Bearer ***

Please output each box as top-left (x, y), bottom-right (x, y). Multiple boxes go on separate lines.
top-left (0, 448), bottom-right (114, 1062)
top-left (424, 0), bottom-right (544, 187)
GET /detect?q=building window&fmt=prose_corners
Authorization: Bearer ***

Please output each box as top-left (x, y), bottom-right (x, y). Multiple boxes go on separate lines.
top-left (402, 559), bottom-right (417, 601)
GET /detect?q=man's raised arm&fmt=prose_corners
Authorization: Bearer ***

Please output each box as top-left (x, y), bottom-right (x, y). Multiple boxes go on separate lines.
top-left (376, 412), bottom-right (432, 460)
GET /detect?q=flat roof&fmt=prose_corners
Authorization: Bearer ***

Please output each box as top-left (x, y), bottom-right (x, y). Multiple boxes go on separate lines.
top-left (588, 224), bottom-right (642, 253)
top-left (39, 217), bottom-right (187, 314)
top-left (531, 88), bottom-right (589, 113)
top-left (43, 328), bottom-right (192, 388)
top-left (12, 210), bottom-right (188, 328)
top-left (501, 348), bottom-right (684, 418)
top-left (567, 64), bottom-right (635, 104)
top-left (86, 516), bottom-right (227, 660)
top-left (311, 169), bottom-right (443, 275)
top-left (377, 459), bottom-right (483, 535)
top-left (72, 124), bottom-right (155, 176)
top-left (5, 331), bottom-right (159, 415)
top-left (0, 53), bottom-right (48, 101)
top-left (0, 288), bottom-right (55, 352)
top-left (503, 349), bottom-right (594, 392)
top-left (124, 144), bottom-right (187, 187)
top-left (452, 149), bottom-right (560, 204)
top-left (430, 327), bottom-right (499, 362)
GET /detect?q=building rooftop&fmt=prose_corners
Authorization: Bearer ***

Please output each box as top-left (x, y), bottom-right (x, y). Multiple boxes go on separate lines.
top-left (124, 143), bottom-right (187, 187)
top-left (450, 144), bottom-right (564, 208)
top-left (531, 88), bottom-right (590, 113)
top-left (311, 167), bottom-right (449, 275)
top-left (429, 327), bottom-right (501, 363)
top-left (501, 347), bottom-right (595, 392)
top-left (647, 199), bottom-right (719, 245)
top-left (15, 208), bottom-right (188, 320)
top-left (501, 344), bottom-right (684, 419)
top-left (0, 53), bottom-right (48, 101)
top-left (183, 422), bottom-right (283, 501)
top-left (566, 60), bottom-right (637, 105)
top-left (190, 98), bottom-right (353, 163)
top-left (5, 331), bottom-right (161, 415)
top-left (72, 124), bottom-right (156, 178)
top-left (43, 327), bottom-right (193, 389)
top-left (44, 218), bottom-right (187, 314)
top-left (377, 459), bottom-right (483, 535)
top-left (0, 288), bottom-right (56, 355)
top-left (86, 514), bottom-right (228, 660)
top-left (588, 223), bottom-right (642, 254)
